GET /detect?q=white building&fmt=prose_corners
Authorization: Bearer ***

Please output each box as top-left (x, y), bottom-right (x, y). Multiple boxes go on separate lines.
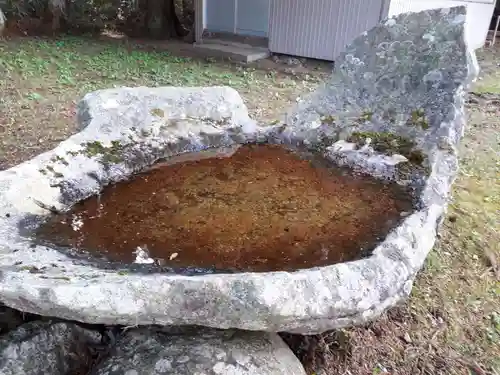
top-left (194, 0), bottom-right (496, 61)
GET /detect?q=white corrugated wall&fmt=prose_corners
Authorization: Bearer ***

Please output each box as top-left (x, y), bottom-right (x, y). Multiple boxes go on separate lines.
top-left (268, 0), bottom-right (386, 61)
top-left (388, 0), bottom-right (496, 49)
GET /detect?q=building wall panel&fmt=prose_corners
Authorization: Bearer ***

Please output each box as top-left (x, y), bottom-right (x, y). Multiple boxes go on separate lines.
top-left (388, 0), bottom-right (496, 49)
top-left (268, 0), bottom-right (386, 61)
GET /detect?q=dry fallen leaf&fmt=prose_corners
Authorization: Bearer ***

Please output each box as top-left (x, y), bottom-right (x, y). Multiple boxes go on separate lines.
top-left (484, 249), bottom-right (499, 279)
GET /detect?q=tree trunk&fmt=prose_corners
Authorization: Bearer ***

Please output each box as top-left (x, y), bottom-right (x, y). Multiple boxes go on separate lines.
top-left (146, 0), bottom-right (164, 38)
top-left (144, 0), bottom-right (188, 38)
top-left (47, 0), bottom-right (65, 33)
top-left (0, 8), bottom-right (6, 37)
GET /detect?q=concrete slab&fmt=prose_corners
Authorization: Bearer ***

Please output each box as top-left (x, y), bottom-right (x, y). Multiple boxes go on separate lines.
top-left (193, 40), bottom-right (270, 63)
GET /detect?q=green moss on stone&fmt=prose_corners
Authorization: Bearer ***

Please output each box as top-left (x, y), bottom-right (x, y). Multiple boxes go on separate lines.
top-left (395, 160), bottom-right (431, 180)
top-left (358, 111), bottom-right (374, 122)
top-left (40, 163), bottom-right (65, 178)
top-left (50, 155), bottom-right (69, 166)
top-left (346, 131), bottom-right (416, 159)
top-left (407, 149), bottom-right (425, 165)
top-left (346, 131), bottom-right (430, 178)
top-left (408, 109), bottom-right (429, 130)
top-left (150, 108), bottom-right (165, 117)
top-left (81, 140), bottom-right (126, 165)
top-left (395, 161), bottom-right (414, 180)
top-left (82, 140), bottom-right (106, 156)
top-left (320, 115), bottom-right (336, 125)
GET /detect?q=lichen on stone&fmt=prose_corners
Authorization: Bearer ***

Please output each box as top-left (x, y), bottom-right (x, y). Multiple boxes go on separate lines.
top-left (358, 111), bottom-right (374, 122)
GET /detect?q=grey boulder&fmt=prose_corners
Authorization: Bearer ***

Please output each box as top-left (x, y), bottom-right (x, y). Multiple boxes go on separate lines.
top-left (0, 7), bottom-right (476, 334)
top-left (0, 321), bottom-right (102, 375)
top-left (92, 327), bottom-right (306, 375)
top-left (0, 304), bottom-right (25, 335)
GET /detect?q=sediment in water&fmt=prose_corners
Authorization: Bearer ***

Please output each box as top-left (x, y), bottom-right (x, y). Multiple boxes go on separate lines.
top-left (35, 144), bottom-right (414, 272)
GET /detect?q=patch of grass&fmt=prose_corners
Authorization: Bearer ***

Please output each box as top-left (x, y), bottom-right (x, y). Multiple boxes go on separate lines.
top-left (0, 35), bottom-right (319, 170)
top-left (0, 36), bottom-right (263, 91)
top-left (474, 81), bottom-right (500, 93)
top-left (472, 67), bottom-right (500, 93)
top-left (472, 47), bottom-right (500, 94)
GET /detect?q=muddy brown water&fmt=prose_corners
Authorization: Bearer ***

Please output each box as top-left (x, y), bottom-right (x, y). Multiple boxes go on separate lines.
top-left (35, 144), bottom-right (414, 272)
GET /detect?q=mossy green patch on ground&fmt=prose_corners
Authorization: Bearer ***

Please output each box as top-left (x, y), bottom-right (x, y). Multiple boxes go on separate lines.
top-left (474, 81), bottom-right (500, 93)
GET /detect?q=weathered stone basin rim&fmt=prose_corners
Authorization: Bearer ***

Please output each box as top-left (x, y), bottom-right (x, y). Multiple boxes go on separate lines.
top-left (0, 7), bottom-right (476, 334)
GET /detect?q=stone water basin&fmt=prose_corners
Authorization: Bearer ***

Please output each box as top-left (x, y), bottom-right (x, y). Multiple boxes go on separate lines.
top-left (0, 7), bottom-right (475, 334)
top-left (35, 143), bottom-right (414, 273)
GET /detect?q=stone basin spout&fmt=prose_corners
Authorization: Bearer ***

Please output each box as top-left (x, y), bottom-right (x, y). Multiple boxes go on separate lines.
top-left (0, 7), bottom-right (476, 334)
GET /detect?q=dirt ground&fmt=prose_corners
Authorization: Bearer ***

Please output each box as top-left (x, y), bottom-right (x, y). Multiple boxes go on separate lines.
top-left (0, 36), bottom-right (498, 375)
